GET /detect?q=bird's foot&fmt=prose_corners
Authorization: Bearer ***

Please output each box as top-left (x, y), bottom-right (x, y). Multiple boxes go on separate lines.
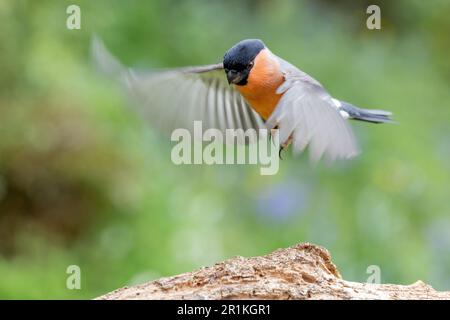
top-left (279, 146), bottom-right (285, 160)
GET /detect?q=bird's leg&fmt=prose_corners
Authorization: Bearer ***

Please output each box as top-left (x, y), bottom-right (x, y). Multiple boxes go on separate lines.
top-left (269, 126), bottom-right (285, 160)
top-left (269, 126), bottom-right (279, 142)
top-left (270, 125), bottom-right (292, 160)
top-left (278, 135), bottom-right (293, 160)
top-left (269, 126), bottom-right (280, 154)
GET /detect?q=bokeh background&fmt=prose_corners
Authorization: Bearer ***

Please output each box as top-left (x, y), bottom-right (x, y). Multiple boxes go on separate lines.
top-left (1, 0), bottom-right (450, 299)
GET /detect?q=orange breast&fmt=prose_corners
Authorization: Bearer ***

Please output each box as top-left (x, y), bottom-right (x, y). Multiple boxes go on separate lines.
top-left (235, 49), bottom-right (284, 120)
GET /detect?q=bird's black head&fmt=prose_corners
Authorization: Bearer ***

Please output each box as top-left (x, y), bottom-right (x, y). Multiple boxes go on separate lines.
top-left (223, 39), bottom-right (265, 86)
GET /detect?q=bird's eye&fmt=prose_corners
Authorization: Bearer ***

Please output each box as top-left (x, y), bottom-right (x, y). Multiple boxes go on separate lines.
top-left (224, 68), bottom-right (229, 73)
top-left (248, 62), bottom-right (254, 68)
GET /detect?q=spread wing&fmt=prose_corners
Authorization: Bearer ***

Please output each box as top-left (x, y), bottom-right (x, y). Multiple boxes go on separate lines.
top-left (91, 37), bottom-right (264, 140)
top-left (266, 57), bottom-right (359, 162)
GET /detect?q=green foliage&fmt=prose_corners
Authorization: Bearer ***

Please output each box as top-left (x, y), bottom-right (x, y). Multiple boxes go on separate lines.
top-left (0, 0), bottom-right (449, 298)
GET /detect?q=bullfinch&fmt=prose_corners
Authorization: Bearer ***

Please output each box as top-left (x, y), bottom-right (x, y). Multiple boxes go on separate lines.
top-left (92, 38), bottom-right (393, 162)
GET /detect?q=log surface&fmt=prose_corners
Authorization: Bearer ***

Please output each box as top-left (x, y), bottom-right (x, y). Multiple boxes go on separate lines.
top-left (98, 243), bottom-right (450, 300)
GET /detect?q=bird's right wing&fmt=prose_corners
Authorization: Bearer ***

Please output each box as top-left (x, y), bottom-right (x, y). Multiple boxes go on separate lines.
top-left (91, 38), bottom-right (265, 141)
top-left (266, 57), bottom-right (359, 162)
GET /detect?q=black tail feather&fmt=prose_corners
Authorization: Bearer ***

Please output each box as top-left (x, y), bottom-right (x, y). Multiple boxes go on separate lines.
top-left (340, 101), bottom-right (394, 124)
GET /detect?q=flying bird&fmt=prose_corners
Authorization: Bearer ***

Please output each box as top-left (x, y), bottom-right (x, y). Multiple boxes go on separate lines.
top-left (92, 38), bottom-right (392, 162)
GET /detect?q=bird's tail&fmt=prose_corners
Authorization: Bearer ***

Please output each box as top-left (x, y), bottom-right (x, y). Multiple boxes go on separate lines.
top-left (339, 100), bottom-right (394, 124)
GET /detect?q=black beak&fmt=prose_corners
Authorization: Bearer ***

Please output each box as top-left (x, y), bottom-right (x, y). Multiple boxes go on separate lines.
top-left (226, 70), bottom-right (240, 84)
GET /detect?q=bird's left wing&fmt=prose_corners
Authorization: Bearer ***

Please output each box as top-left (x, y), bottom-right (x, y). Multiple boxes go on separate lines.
top-left (266, 58), bottom-right (359, 162)
top-left (92, 37), bottom-right (265, 141)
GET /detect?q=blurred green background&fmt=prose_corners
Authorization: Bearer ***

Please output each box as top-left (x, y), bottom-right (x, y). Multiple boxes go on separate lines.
top-left (1, 0), bottom-right (450, 299)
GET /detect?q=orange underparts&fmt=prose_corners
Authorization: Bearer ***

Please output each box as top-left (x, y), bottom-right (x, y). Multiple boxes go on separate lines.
top-left (235, 49), bottom-right (285, 120)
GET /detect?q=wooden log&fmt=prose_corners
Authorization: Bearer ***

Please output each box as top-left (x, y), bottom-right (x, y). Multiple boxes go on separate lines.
top-left (98, 243), bottom-right (450, 300)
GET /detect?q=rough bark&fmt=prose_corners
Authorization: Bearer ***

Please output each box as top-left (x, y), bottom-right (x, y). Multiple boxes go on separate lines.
top-left (98, 243), bottom-right (450, 300)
